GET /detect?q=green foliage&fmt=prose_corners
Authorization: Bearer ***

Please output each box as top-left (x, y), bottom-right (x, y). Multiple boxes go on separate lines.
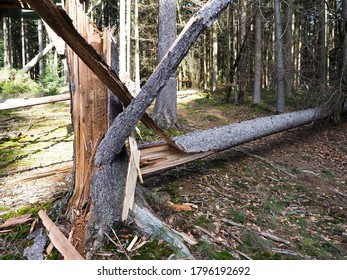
top-left (132, 240), bottom-right (175, 260)
top-left (42, 54), bottom-right (67, 96)
top-left (228, 209), bottom-right (247, 224)
top-left (0, 68), bottom-right (43, 99)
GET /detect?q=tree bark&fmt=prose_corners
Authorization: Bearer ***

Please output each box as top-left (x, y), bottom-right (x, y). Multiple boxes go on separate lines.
top-left (284, 0), bottom-right (293, 97)
top-left (318, 0), bottom-right (327, 93)
top-left (253, 0), bottom-right (262, 105)
top-left (236, 0), bottom-right (247, 104)
top-left (172, 106), bottom-right (331, 153)
top-left (153, 0), bottom-right (178, 129)
top-left (274, 0), bottom-right (286, 113)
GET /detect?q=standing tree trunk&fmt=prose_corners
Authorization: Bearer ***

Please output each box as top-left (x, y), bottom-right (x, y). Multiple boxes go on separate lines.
top-left (134, 0), bottom-right (141, 94)
top-left (253, 0), bottom-right (262, 105)
top-left (38, 19), bottom-right (44, 85)
top-left (153, 0), bottom-right (178, 129)
top-left (342, 0), bottom-right (347, 100)
top-left (318, 0), bottom-right (327, 93)
top-left (212, 21), bottom-right (218, 92)
top-left (126, 0), bottom-right (132, 79)
top-left (119, 0), bottom-right (126, 79)
top-left (284, 0), bottom-right (293, 97)
top-left (274, 0), bottom-right (286, 113)
top-left (236, 0), bottom-right (247, 104)
top-left (21, 18), bottom-right (26, 68)
top-left (3, 17), bottom-right (9, 67)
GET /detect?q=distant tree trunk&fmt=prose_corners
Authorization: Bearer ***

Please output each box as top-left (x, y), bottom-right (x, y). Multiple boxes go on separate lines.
top-left (203, 33), bottom-right (208, 91)
top-left (134, 0), bottom-right (140, 94)
top-left (318, 0), bottom-right (327, 93)
top-left (284, 0), bottom-right (293, 97)
top-left (236, 0), bottom-right (247, 104)
top-left (342, 0), bottom-right (347, 99)
top-left (3, 17), bottom-right (9, 67)
top-left (21, 18), bottom-right (26, 68)
top-left (253, 0), bottom-right (262, 105)
top-left (212, 21), bottom-right (218, 92)
top-left (119, 0), bottom-right (126, 79)
top-left (274, 0), bottom-right (285, 113)
top-left (226, 6), bottom-right (231, 96)
top-left (38, 19), bottom-right (44, 85)
top-left (153, 0), bottom-right (178, 129)
top-left (8, 18), bottom-right (13, 67)
top-left (126, 0), bottom-right (132, 79)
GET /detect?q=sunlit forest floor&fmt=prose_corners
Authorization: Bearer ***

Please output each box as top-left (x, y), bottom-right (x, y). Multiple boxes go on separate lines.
top-left (0, 91), bottom-right (346, 260)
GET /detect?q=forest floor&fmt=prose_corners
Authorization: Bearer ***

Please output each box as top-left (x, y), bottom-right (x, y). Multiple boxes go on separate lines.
top-left (0, 91), bottom-right (346, 260)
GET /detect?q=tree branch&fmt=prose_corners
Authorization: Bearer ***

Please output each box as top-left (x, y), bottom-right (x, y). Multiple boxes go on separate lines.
top-left (95, 0), bottom-right (233, 166)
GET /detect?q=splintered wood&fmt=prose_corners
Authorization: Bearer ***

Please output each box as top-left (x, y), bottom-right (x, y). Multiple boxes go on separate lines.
top-left (38, 210), bottom-right (84, 260)
top-left (122, 134), bottom-right (143, 222)
top-left (140, 143), bottom-right (213, 175)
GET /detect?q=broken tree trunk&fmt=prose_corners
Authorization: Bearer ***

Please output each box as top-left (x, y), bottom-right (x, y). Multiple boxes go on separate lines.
top-left (94, 0), bottom-right (233, 166)
top-left (21, 42), bottom-right (54, 73)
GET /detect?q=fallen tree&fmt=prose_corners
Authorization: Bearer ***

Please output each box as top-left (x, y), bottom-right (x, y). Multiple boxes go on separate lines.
top-left (0, 93), bottom-right (70, 110)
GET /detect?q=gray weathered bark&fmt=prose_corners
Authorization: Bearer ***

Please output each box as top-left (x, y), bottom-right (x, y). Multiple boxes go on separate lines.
top-left (173, 106), bottom-right (331, 153)
top-left (153, 0), bottom-right (178, 129)
top-left (274, 0), bottom-right (285, 113)
top-left (95, 0), bottom-right (233, 166)
top-left (253, 0), bottom-right (262, 105)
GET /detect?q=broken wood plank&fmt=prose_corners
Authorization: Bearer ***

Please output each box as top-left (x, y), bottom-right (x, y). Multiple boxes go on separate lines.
top-left (0, 214), bottom-right (33, 230)
top-left (38, 210), bottom-right (84, 260)
top-left (126, 235), bottom-right (138, 252)
top-left (0, 93), bottom-right (70, 111)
